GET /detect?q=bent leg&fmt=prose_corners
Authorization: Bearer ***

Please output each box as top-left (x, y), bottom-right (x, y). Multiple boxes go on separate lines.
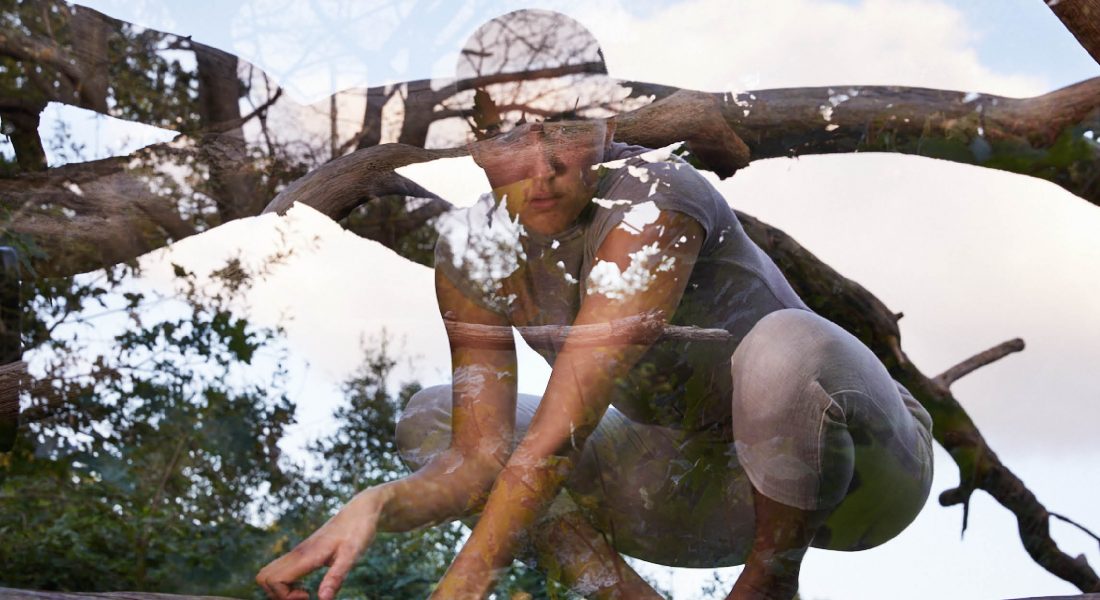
top-left (729, 308), bottom-right (933, 549)
top-left (397, 384), bottom-right (759, 569)
top-left (395, 385), bottom-right (664, 598)
top-left (726, 309), bottom-right (934, 599)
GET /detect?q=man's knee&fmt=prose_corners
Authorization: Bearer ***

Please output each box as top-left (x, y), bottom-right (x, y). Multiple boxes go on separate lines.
top-left (395, 384), bottom-right (453, 471)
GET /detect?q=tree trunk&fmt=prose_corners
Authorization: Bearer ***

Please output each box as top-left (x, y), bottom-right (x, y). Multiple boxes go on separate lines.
top-left (69, 4), bottom-right (111, 113)
top-left (194, 42), bottom-right (263, 222)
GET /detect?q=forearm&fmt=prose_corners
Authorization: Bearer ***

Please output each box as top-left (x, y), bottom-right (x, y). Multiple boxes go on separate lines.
top-left (431, 448), bottom-right (576, 598)
top-left (433, 351), bottom-right (624, 597)
top-left (375, 447), bottom-right (503, 533)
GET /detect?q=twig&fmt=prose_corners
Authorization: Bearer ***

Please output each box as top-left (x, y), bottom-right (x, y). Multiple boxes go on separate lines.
top-left (205, 87), bottom-right (284, 133)
top-left (442, 312), bottom-right (731, 349)
top-left (1051, 511), bottom-right (1100, 550)
top-left (934, 338), bottom-right (1025, 389)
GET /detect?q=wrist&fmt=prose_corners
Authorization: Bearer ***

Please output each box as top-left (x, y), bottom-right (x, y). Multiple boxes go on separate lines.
top-left (357, 484), bottom-right (394, 511)
top-left (362, 483), bottom-right (398, 528)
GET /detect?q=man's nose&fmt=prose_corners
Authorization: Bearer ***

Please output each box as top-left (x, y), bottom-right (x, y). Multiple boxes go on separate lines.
top-left (530, 142), bottom-right (562, 181)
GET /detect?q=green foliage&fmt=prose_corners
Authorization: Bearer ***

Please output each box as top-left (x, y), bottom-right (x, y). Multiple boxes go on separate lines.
top-left (260, 344), bottom-right (466, 599)
top-left (259, 342), bottom-right (574, 599)
top-left (0, 261), bottom-right (294, 596)
top-left (0, 251), bottom-right (579, 597)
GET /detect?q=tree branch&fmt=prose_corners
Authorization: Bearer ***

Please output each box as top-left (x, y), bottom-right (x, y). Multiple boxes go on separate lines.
top-left (0, 26), bottom-right (83, 84)
top-left (1047, 0), bottom-right (1100, 66)
top-left (441, 311), bottom-right (730, 350)
top-left (0, 141), bottom-right (202, 276)
top-left (717, 77), bottom-right (1100, 205)
top-left (1051, 511), bottom-right (1100, 550)
top-left (736, 210), bottom-right (1100, 593)
top-left (934, 338), bottom-right (1026, 389)
top-left (205, 87), bottom-right (284, 134)
top-left (260, 144), bottom-right (465, 218)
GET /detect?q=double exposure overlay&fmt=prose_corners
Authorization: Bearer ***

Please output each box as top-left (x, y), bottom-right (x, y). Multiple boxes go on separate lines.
top-left (2, 2), bottom-right (1099, 599)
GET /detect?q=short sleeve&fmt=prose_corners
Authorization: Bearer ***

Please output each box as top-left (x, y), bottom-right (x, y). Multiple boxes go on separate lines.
top-left (587, 158), bottom-right (725, 255)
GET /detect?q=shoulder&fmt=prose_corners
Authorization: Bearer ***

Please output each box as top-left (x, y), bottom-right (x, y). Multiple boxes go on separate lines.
top-left (434, 193), bottom-right (522, 317)
top-left (592, 146), bottom-right (732, 248)
top-left (599, 144), bottom-right (715, 199)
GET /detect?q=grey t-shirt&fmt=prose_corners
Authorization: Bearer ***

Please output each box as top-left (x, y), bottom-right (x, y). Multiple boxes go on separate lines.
top-left (435, 142), bottom-right (809, 431)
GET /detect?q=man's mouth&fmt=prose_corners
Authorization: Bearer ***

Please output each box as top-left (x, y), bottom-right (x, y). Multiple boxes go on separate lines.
top-left (528, 193), bottom-right (560, 209)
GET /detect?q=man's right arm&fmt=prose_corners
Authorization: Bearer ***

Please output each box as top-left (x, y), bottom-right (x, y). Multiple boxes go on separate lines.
top-left (373, 268), bottom-right (518, 531)
top-left (257, 269), bottom-right (517, 600)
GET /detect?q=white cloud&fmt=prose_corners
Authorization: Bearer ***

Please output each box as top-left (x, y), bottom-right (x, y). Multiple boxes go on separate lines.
top-left (577, 0), bottom-right (1046, 96)
top-left (717, 153), bottom-right (1100, 456)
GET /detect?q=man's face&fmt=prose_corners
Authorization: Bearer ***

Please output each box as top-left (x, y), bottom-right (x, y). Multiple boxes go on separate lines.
top-left (471, 120), bottom-right (612, 235)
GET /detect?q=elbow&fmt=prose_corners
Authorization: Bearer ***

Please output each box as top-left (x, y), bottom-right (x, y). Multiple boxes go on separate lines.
top-left (438, 445), bottom-right (508, 514)
top-left (459, 442), bottom-right (510, 489)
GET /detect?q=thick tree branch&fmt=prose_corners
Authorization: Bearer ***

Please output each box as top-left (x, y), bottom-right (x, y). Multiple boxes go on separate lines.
top-left (261, 144), bottom-right (465, 218)
top-left (717, 77), bottom-right (1100, 205)
top-left (0, 27), bottom-right (83, 84)
top-left (69, 5), bottom-right (111, 113)
top-left (0, 142), bottom-right (201, 276)
top-left (616, 89), bottom-right (751, 178)
top-left (1048, 0), bottom-right (1100, 66)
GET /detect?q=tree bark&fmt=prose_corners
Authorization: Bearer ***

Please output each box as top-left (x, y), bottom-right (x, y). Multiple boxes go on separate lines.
top-left (0, 143), bottom-right (198, 276)
top-left (69, 5), bottom-right (111, 114)
top-left (736, 211), bottom-right (1100, 593)
top-left (717, 78), bottom-right (1100, 205)
top-left (194, 42), bottom-right (264, 222)
top-left (1048, 0), bottom-right (1100, 66)
top-left (0, 106), bottom-right (48, 172)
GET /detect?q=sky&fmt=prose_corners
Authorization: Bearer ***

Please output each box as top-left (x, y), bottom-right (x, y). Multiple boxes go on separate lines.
top-left (9, 1), bottom-right (1100, 599)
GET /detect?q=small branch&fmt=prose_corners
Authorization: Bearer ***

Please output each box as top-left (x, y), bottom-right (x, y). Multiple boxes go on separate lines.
top-left (447, 60), bottom-right (609, 96)
top-left (205, 87), bottom-right (284, 133)
top-left (1051, 511), bottom-right (1100, 550)
top-left (934, 338), bottom-right (1026, 389)
top-left (442, 311), bottom-right (730, 349)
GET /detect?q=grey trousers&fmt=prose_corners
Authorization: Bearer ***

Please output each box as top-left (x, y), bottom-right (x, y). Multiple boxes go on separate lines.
top-left (395, 308), bottom-right (934, 568)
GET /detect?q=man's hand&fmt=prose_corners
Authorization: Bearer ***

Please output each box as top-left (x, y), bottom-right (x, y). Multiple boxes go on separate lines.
top-left (257, 487), bottom-right (390, 600)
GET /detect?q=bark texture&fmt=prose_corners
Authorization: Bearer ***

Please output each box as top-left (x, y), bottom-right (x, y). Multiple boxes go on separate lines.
top-left (1049, 0), bottom-right (1100, 66)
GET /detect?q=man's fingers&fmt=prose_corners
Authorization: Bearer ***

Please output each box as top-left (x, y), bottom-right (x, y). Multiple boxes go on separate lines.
top-left (318, 549), bottom-right (357, 600)
top-left (256, 540), bottom-right (333, 600)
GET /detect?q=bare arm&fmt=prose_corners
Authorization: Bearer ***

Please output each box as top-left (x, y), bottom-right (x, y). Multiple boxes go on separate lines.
top-left (257, 267), bottom-right (518, 600)
top-left (373, 268), bottom-right (519, 531)
top-left (432, 210), bottom-right (706, 598)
